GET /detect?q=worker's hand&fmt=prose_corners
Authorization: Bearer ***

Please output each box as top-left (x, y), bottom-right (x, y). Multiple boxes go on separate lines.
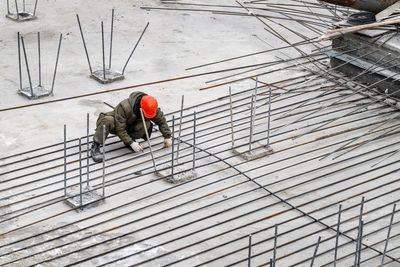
top-left (130, 142), bottom-right (143, 152)
top-left (163, 138), bottom-right (172, 148)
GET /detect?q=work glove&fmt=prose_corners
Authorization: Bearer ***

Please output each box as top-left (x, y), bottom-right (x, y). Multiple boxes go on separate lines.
top-left (163, 138), bottom-right (172, 148)
top-left (130, 142), bottom-right (143, 152)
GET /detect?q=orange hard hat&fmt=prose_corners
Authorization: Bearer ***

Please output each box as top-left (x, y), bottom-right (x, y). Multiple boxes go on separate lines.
top-left (141, 95), bottom-right (158, 118)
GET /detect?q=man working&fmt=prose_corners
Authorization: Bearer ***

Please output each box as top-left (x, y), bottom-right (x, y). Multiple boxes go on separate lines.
top-left (91, 91), bottom-right (172, 162)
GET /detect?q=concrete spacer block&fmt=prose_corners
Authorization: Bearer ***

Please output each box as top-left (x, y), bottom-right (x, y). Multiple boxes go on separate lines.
top-left (6, 12), bottom-right (37, 22)
top-left (64, 186), bottom-right (105, 211)
top-left (18, 85), bottom-right (52, 99)
top-left (233, 145), bottom-right (273, 160)
top-left (156, 165), bottom-right (197, 184)
top-left (90, 69), bottom-right (125, 84)
top-left (231, 138), bottom-right (274, 160)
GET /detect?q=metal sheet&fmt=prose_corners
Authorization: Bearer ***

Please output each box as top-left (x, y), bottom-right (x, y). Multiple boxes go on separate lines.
top-left (321, 0), bottom-right (399, 13)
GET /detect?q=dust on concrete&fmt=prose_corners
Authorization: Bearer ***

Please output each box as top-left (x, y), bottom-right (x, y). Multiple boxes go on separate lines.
top-left (0, 132), bottom-right (19, 154)
top-left (157, 164), bottom-right (198, 184)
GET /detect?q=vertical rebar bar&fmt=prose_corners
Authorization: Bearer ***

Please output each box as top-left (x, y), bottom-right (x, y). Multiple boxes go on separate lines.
top-left (334, 204), bottom-right (342, 267)
top-left (310, 236), bottom-right (322, 267)
top-left (17, 32), bottom-right (22, 91)
top-left (267, 85), bottom-right (272, 147)
top-left (171, 115), bottom-right (175, 180)
top-left (50, 34), bottom-right (62, 94)
top-left (7, 0), bottom-right (10, 15)
top-left (33, 0), bottom-right (38, 16)
top-left (380, 204), bottom-right (396, 267)
top-left (76, 14), bottom-right (92, 74)
top-left (79, 138), bottom-right (83, 208)
top-left (176, 95), bottom-right (184, 161)
top-left (253, 79), bottom-right (258, 148)
top-left (273, 224), bottom-right (277, 267)
top-left (229, 86), bottom-right (235, 148)
top-left (354, 197), bottom-right (365, 267)
top-left (359, 196), bottom-right (365, 226)
top-left (140, 108), bottom-right (158, 173)
top-left (354, 223), bottom-right (361, 267)
top-left (63, 124), bottom-right (67, 197)
top-left (86, 113), bottom-right (90, 188)
top-left (193, 111), bottom-right (196, 170)
top-left (122, 22), bottom-right (149, 75)
top-left (15, 0), bottom-right (19, 19)
top-left (38, 32), bottom-right (41, 87)
top-left (249, 94), bottom-right (255, 152)
top-left (21, 36), bottom-right (34, 98)
top-left (109, 9), bottom-right (114, 69)
top-left (102, 125), bottom-right (106, 197)
top-left (254, 76), bottom-right (258, 104)
top-left (101, 21), bottom-right (106, 81)
top-left (248, 234), bottom-right (252, 267)
top-left (357, 220), bottom-right (364, 267)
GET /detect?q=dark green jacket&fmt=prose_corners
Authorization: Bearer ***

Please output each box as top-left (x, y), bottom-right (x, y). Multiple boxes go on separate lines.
top-left (111, 91), bottom-right (171, 145)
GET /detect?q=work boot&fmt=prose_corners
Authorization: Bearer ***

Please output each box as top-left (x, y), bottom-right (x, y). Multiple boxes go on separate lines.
top-left (91, 142), bottom-right (103, 163)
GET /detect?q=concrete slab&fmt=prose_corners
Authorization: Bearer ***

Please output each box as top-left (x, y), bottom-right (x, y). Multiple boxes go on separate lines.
top-left (1, 1), bottom-right (400, 266)
top-left (0, 0), bottom-right (269, 156)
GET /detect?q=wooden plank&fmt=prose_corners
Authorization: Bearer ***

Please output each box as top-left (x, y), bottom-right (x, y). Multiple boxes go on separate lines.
top-left (320, 18), bottom-right (400, 41)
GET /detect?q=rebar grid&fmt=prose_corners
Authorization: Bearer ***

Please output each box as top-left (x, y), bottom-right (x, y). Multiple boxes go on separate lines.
top-left (1, 76), bottom-right (400, 266)
top-left (0, 87), bottom-right (393, 220)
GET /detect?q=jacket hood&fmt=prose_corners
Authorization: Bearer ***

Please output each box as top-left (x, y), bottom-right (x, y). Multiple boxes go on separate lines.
top-left (128, 91), bottom-right (146, 107)
top-left (127, 91), bottom-right (147, 115)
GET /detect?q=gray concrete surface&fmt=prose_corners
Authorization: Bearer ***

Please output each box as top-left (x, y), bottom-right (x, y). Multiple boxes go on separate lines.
top-left (0, 0), bottom-right (272, 156)
top-left (1, 1), bottom-right (400, 266)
